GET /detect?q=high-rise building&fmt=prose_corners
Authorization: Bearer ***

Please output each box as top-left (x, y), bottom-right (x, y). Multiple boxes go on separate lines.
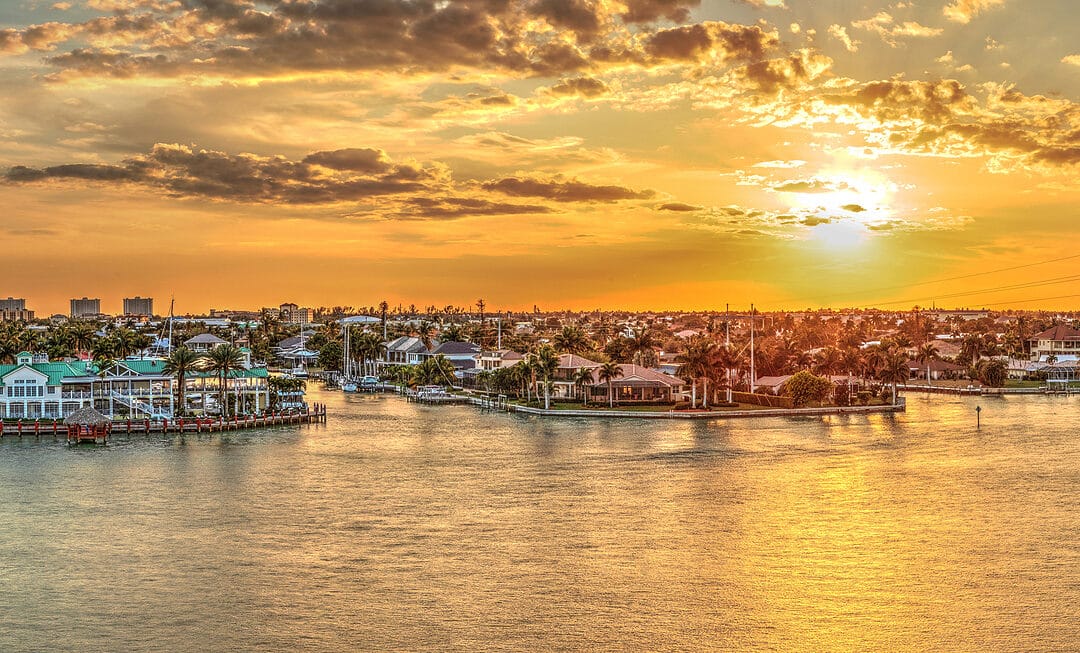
top-left (123, 296), bottom-right (154, 316)
top-left (70, 297), bottom-right (101, 318)
top-left (0, 297), bottom-right (26, 312)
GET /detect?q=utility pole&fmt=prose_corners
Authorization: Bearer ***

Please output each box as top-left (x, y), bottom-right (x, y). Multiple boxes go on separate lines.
top-left (750, 303), bottom-right (756, 394)
top-left (726, 303), bottom-right (732, 403)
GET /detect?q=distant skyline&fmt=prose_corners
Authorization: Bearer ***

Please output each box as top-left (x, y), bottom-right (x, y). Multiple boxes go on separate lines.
top-left (1, 1), bottom-right (1078, 312)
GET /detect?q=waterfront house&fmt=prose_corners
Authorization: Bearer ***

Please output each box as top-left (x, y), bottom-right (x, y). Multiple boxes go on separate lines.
top-left (384, 336), bottom-right (432, 366)
top-left (1027, 325), bottom-right (1080, 362)
top-left (553, 354), bottom-right (602, 398)
top-left (184, 333), bottom-right (227, 353)
top-left (425, 341), bottom-right (481, 373)
top-left (907, 358), bottom-right (966, 381)
top-left (477, 349), bottom-right (524, 371)
top-left (588, 364), bottom-right (684, 404)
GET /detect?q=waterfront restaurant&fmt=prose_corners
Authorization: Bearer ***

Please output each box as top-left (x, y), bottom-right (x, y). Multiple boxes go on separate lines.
top-left (0, 351), bottom-right (271, 419)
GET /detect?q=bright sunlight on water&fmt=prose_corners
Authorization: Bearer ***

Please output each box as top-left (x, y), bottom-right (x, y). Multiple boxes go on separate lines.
top-left (1, 387), bottom-right (1078, 652)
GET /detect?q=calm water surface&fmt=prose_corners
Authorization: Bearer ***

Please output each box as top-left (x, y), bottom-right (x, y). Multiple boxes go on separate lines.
top-left (1, 389), bottom-right (1077, 652)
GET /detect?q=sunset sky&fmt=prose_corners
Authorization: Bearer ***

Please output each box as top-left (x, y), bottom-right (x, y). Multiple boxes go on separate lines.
top-left (1, 0), bottom-right (1078, 315)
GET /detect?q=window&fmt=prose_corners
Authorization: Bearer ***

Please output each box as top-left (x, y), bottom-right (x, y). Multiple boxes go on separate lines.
top-left (8, 379), bottom-right (43, 398)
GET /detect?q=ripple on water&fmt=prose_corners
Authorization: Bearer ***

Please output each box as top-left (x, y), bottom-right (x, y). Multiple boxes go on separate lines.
top-left (0, 391), bottom-right (1078, 652)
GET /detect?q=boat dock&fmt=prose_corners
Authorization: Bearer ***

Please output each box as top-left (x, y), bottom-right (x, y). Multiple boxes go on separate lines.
top-left (1, 404), bottom-right (328, 443)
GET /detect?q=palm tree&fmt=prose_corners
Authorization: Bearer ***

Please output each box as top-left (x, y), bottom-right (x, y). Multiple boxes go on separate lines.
top-left (597, 361), bottom-right (623, 408)
top-left (553, 326), bottom-right (590, 355)
top-left (572, 367), bottom-right (594, 405)
top-left (676, 336), bottom-right (714, 409)
top-left (627, 328), bottom-right (657, 367)
top-left (715, 344), bottom-right (742, 404)
top-left (413, 320), bottom-right (437, 350)
top-left (530, 345), bottom-right (559, 410)
top-left (916, 342), bottom-right (939, 388)
top-left (878, 352), bottom-right (910, 405)
top-left (69, 321), bottom-right (96, 357)
top-left (163, 346), bottom-right (201, 416)
top-left (202, 343), bottom-right (246, 416)
top-left (813, 347), bottom-right (843, 378)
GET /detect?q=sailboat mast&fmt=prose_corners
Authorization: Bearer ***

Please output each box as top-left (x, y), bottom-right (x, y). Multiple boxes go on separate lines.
top-left (167, 297), bottom-right (174, 356)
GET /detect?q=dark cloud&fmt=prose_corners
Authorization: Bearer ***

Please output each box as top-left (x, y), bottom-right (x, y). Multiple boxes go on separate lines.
top-left (645, 21), bottom-right (777, 63)
top-left (801, 216), bottom-right (830, 226)
top-left (25, 1), bottom-right (775, 81)
top-left (532, 0), bottom-right (602, 40)
top-left (483, 175), bottom-right (656, 202)
top-left (545, 76), bottom-right (610, 97)
top-left (4, 143), bottom-right (442, 204)
top-left (394, 196), bottom-right (554, 219)
top-left (621, 0), bottom-right (701, 23)
top-left (824, 79), bottom-right (974, 124)
top-left (656, 202), bottom-right (702, 211)
top-left (302, 148), bottom-right (392, 173)
top-left (772, 179), bottom-right (849, 193)
top-left (841, 203), bottom-right (866, 212)
top-left (735, 49), bottom-right (831, 95)
top-left (4, 143), bottom-right (653, 217)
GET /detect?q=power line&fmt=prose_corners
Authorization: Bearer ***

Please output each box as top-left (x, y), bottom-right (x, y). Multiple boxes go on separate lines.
top-left (835, 252), bottom-right (1080, 302)
top-left (984, 293), bottom-right (1080, 308)
top-left (867, 273), bottom-right (1080, 308)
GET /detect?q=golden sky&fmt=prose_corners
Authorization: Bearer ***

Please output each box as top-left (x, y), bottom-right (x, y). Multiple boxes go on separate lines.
top-left (1, 0), bottom-right (1078, 315)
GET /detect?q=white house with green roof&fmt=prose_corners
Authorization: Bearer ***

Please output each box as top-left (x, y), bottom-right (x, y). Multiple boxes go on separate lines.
top-left (1, 351), bottom-right (271, 419)
top-left (1, 352), bottom-right (95, 419)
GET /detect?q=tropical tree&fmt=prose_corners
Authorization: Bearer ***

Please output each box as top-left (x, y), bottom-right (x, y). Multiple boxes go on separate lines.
top-left (553, 326), bottom-right (590, 355)
top-left (572, 366), bottom-right (595, 405)
top-left (163, 346), bottom-right (201, 416)
top-left (413, 320), bottom-right (437, 350)
top-left (531, 345), bottom-right (559, 409)
top-left (597, 361), bottom-right (623, 408)
top-left (975, 358), bottom-right (1008, 388)
top-left (813, 347), bottom-right (843, 378)
top-left (411, 355), bottom-right (457, 387)
top-left (627, 328), bottom-right (657, 367)
top-left (440, 322), bottom-right (465, 343)
top-left (878, 351), bottom-right (910, 405)
top-left (69, 320), bottom-right (96, 357)
top-left (715, 344), bottom-right (742, 404)
top-left (676, 336), bottom-right (715, 409)
top-left (916, 342), bottom-right (939, 388)
top-left (202, 343), bottom-right (246, 416)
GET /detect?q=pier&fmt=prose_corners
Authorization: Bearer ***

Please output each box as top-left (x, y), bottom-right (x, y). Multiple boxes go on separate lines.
top-left (1, 404), bottom-right (328, 444)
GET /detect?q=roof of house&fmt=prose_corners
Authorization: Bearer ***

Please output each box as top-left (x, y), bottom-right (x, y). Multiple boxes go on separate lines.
top-left (558, 353), bottom-right (601, 369)
top-left (0, 360), bottom-right (92, 386)
top-left (184, 333), bottom-right (227, 345)
top-left (908, 358), bottom-right (966, 372)
top-left (593, 364), bottom-right (683, 387)
top-left (1032, 324), bottom-right (1080, 341)
top-left (385, 336), bottom-right (430, 353)
top-left (481, 349), bottom-right (524, 360)
top-left (431, 341), bottom-right (480, 356)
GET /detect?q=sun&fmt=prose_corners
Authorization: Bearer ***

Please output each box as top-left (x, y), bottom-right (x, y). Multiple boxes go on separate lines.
top-left (775, 168), bottom-right (900, 248)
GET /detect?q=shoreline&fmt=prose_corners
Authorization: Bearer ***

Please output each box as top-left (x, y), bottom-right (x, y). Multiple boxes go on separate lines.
top-left (453, 394), bottom-right (906, 420)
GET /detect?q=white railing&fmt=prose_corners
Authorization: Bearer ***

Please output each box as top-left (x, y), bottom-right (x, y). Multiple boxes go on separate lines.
top-left (61, 391), bottom-right (93, 399)
top-left (108, 390), bottom-right (173, 419)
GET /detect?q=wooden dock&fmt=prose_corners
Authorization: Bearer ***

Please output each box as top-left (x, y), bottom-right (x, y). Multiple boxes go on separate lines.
top-left (1, 404), bottom-right (328, 443)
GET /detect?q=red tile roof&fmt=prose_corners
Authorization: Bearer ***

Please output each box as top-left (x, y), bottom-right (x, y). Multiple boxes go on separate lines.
top-left (1032, 325), bottom-right (1080, 341)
